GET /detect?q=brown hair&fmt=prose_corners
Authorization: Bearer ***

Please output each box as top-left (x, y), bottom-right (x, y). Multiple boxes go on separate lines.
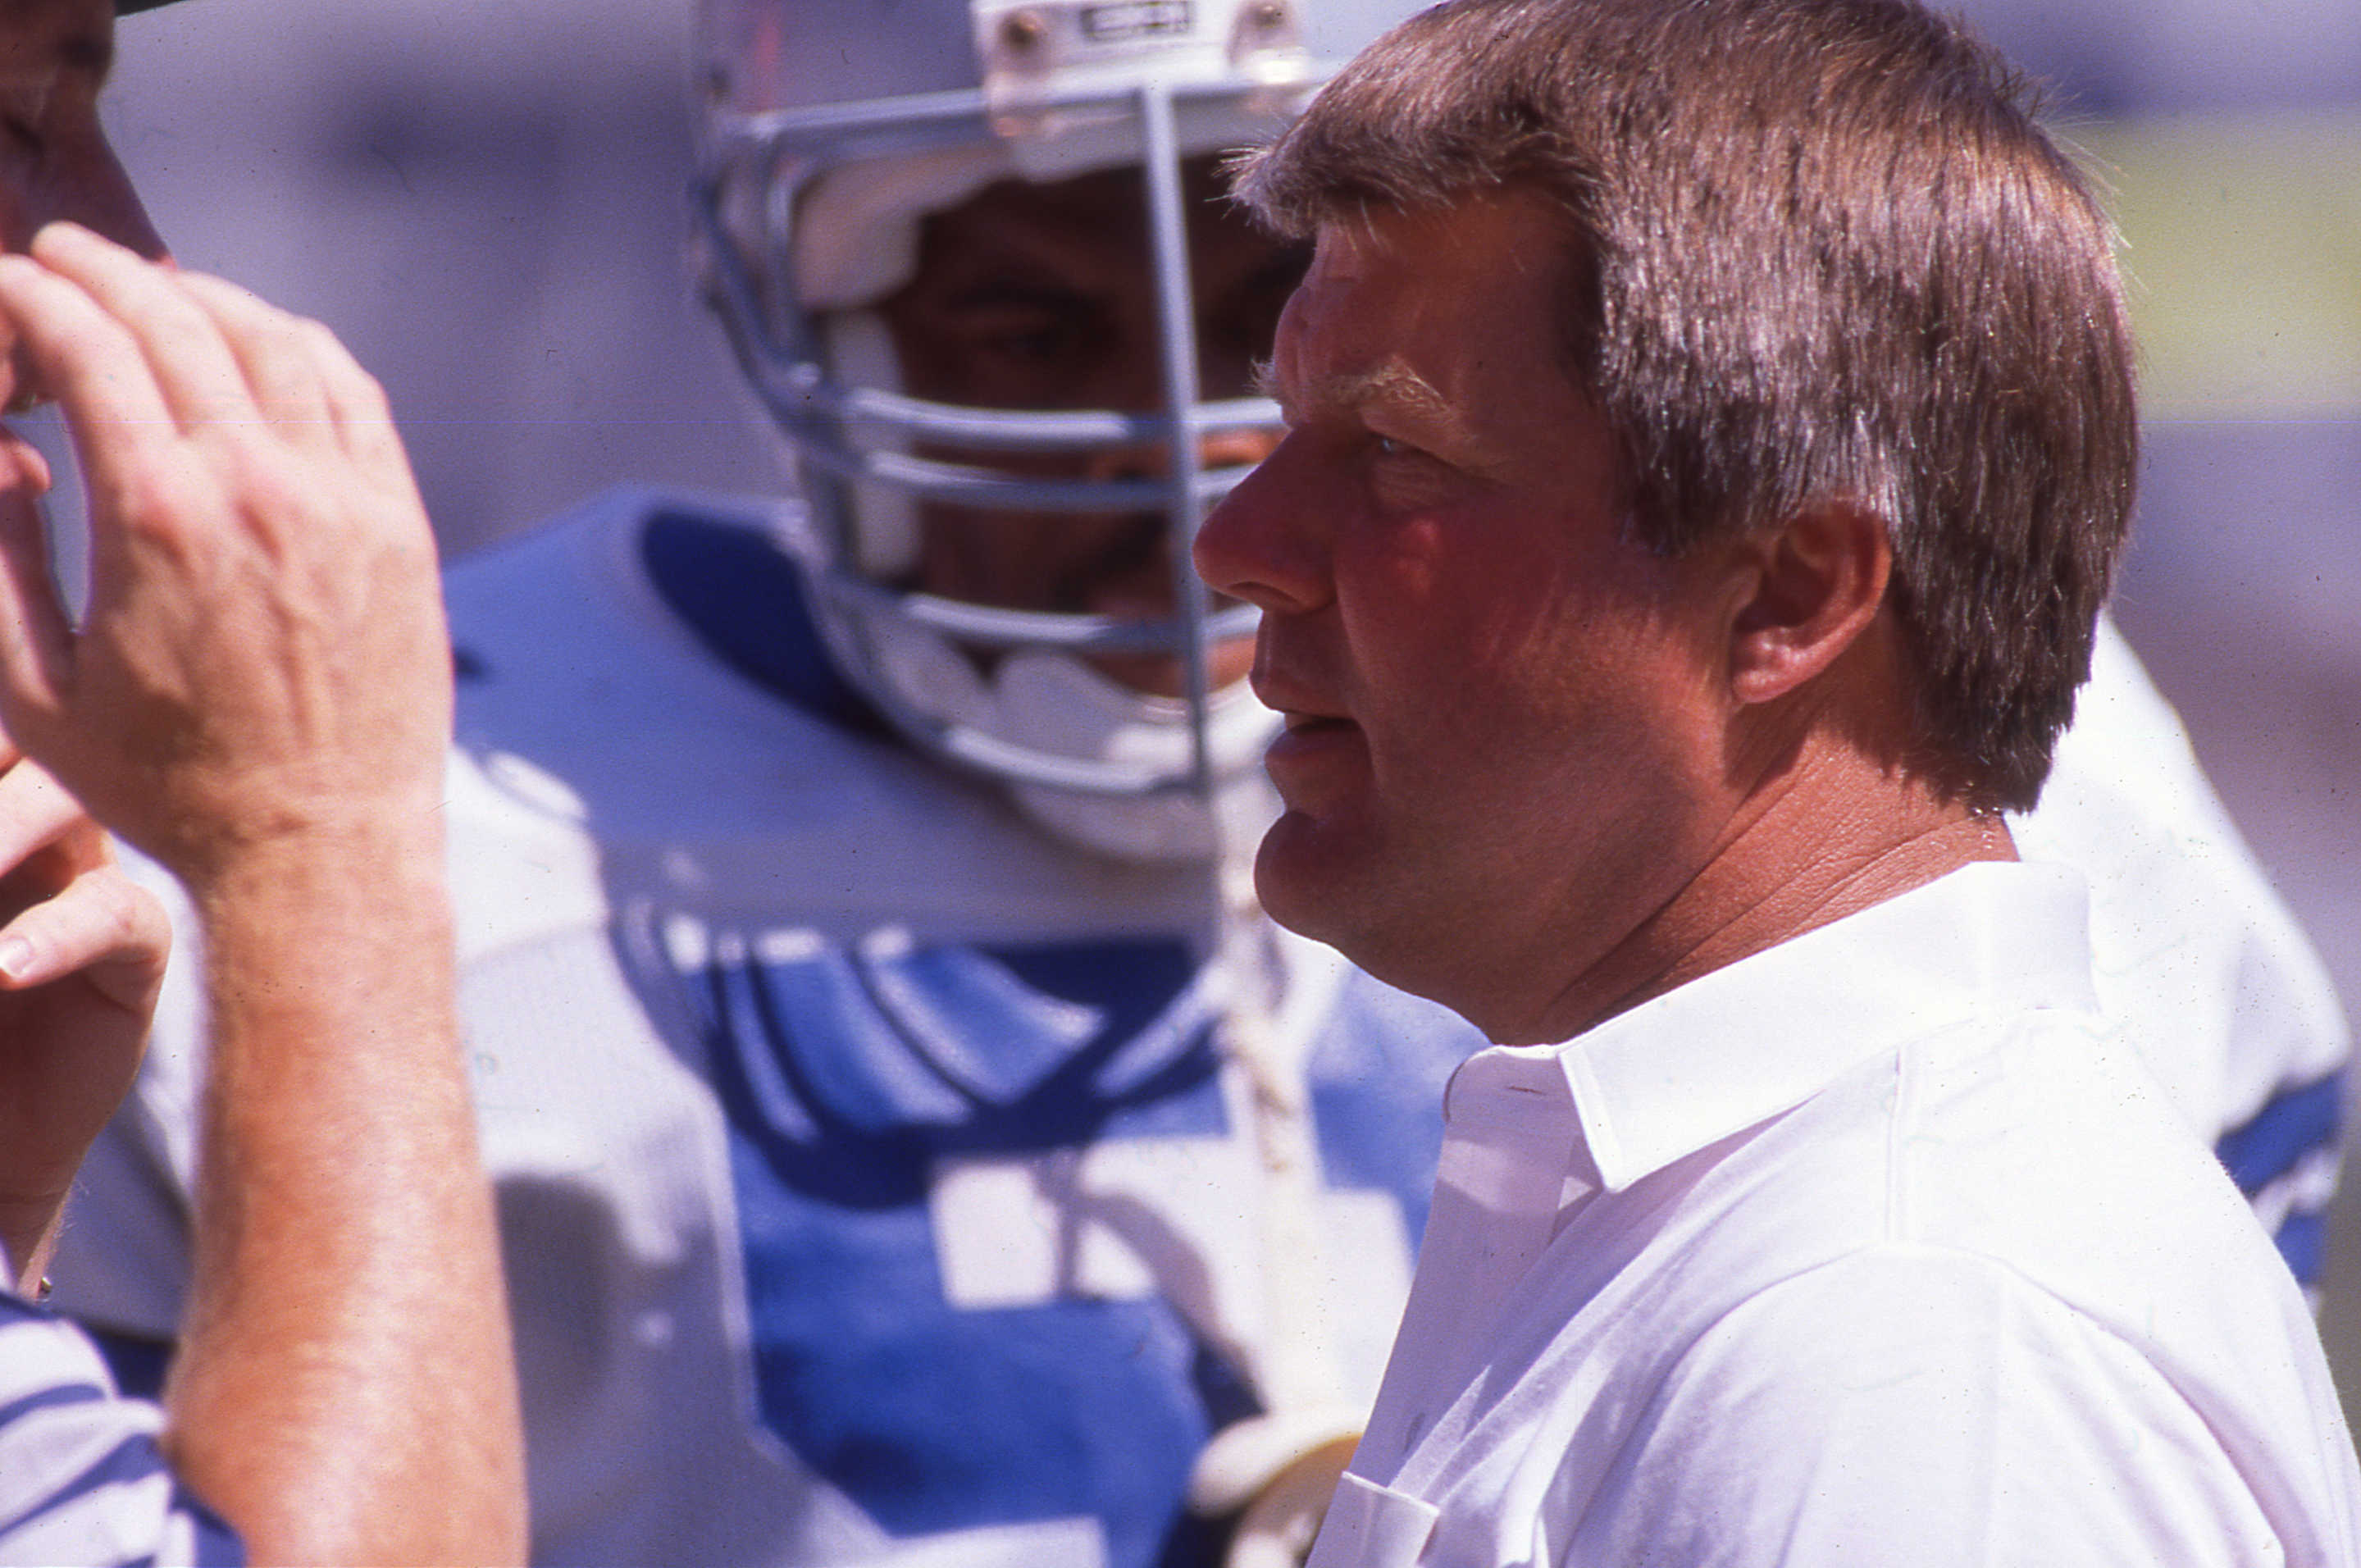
top-left (1236, 0), bottom-right (2135, 809)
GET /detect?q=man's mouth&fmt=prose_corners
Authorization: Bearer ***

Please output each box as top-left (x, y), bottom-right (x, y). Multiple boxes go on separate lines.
top-left (1283, 709), bottom-right (1353, 735)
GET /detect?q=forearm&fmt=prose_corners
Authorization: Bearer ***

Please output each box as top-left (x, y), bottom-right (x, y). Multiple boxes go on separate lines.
top-left (162, 819), bottom-right (524, 1566)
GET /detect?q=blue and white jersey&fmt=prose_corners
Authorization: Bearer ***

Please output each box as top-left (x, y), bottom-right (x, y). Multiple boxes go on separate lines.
top-left (2017, 621), bottom-right (2351, 1292)
top-left (435, 490), bottom-right (1486, 1568)
top-left (51, 486), bottom-right (2349, 1566)
top-left (0, 1289), bottom-right (241, 1568)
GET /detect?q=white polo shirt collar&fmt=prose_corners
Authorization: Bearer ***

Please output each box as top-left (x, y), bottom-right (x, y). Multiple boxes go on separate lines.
top-left (1551, 859), bottom-right (2098, 1192)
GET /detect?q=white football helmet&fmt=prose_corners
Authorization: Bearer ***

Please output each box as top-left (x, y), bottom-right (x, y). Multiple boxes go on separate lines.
top-left (693, 0), bottom-right (1415, 861)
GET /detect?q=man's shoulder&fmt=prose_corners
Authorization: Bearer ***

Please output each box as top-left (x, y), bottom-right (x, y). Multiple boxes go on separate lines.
top-left (437, 485), bottom-right (907, 843)
top-left (1762, 1001), bottom-right (2293, 1324)
top-left (442, 485), bottom-right (839, 715)
top-left (1569, 1238), bottom-right (2346, 1567)
top-left (1559, 983), bottom-right (2310, 1394)
top-left (2015, 620), bottom-right (2350, 1130)
top-left (1519, 1014), bottom-right (2359, 1565)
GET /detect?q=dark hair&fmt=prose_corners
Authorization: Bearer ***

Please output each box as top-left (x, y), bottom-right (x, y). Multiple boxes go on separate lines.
top-left (1236, 0), bottom-right (2135, 809)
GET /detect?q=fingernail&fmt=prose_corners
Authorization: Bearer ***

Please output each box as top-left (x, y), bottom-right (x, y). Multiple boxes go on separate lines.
top-left (0, 936), bottom-right (34, 982)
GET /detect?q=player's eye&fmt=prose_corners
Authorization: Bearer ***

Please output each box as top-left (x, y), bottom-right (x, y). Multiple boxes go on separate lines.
top-left (944, 284), bottom-right (1102, 367)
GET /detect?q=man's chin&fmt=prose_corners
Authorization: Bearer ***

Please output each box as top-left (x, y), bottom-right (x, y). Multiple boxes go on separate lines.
top-left (1251, 807), bottom-right (1364, 942)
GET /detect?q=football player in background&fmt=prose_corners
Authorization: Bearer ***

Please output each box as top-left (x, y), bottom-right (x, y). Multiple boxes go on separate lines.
top-left (56, 0), bottom-right (2349, 1565)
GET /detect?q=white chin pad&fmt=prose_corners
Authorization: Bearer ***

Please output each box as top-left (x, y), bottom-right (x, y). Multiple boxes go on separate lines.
top-left (864, 600), bottom-right (997, 733)
top-left (855, 604), bottom-right (1280, 863)
top-left (991, 649), bottom-right (1273, 782)
top-left (994, 650), bottom-right (1281, 864)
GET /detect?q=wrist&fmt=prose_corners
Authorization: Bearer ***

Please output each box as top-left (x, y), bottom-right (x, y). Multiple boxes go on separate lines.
top-left (176, 794), bottom-right (449, 915)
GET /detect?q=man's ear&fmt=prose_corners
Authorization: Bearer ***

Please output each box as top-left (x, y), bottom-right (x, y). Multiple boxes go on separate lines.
top-left (1726, 503), bottom-right (1891, 706)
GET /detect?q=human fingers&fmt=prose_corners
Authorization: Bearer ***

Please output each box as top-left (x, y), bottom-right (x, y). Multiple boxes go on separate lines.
top-left (0, 756), bottom-right (92, 887)
top-left (0, 856), bottom-right (168, 1010)
top-left (26, 223), bottom-right (256, 435)
top-left (0, 249), bottom-right (180, 516)
top-left (171, 271), bottom-right (340, 444)
top-left (293, 310), bottom-right (415, 483)
top-left (0, 430), bottom-right (71, 740)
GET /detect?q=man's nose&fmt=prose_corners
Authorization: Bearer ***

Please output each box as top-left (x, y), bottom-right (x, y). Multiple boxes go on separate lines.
top-left (26, 134), bottom-right (169, 263)
top-left (79, 138), bottom-right (168, 262)
top-left (1192, 431), bottom-right (1329, 617)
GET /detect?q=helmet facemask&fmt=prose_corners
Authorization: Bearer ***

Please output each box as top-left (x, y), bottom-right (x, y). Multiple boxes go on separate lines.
top-left (695, 0), bottom-right (1334, 863)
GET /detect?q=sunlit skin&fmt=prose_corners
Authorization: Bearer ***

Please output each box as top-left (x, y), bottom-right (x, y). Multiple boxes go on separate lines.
top-left (1193, 189), bottom-right (2012, 1043)
top-left (877, 155), bottom-right (1301, 695)
top-left (0, 0), bottom-right (163, 411)
top-left (0, 0), bottom-right (171, 1285)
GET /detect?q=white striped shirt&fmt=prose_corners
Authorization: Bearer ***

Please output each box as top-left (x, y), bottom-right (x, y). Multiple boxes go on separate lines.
top-left (0, 1290), bottom-right (242, 1567)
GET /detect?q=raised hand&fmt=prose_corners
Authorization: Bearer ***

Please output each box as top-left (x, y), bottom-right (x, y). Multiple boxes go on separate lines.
top-left (0, 221), bottom-right (451, 886)
top-left (0, 223), bottom-right (522, 1566)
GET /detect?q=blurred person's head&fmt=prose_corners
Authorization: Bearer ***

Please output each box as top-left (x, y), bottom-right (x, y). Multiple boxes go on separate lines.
top-left (692, 0), bottom-right (1421, 864)
top-left (0, 0), bottom-right (172, 409)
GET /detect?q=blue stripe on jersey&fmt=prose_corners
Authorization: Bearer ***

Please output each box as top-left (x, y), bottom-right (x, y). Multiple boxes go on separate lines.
top-left (0, 1376), bottom-right (107, 1429)
top-left (175, 1483), bottom-right (247, 1568)
top-left (0, 1431), bottom-right (176, 1541)
top-left (673, 930), bottom-right (1242, 1568)
top-left (82, 1327), bottom-right (173, 1404)
top-left (2276, 1207), bottom-right (2329, 1288)
top-left (637, 508), bottom-right (889, 739)
top-left (651, 923), bottom-right (1486, 1568)
top-left (2215, 1073), bottom-right (2343, 1195)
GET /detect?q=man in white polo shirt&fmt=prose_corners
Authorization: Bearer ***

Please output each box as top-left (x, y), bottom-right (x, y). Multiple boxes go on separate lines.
top-left (1192, 0), bottom-right (2361, 1561)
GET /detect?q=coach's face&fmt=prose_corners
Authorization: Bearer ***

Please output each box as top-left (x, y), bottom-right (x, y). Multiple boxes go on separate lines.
top-left (1194, 189), bottom-right (1742, 1036)
top-left (0, 0), bottom-right (164, 408)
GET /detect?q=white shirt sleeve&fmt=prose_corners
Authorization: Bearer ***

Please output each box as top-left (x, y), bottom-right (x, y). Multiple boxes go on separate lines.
top-left (0, 1295), bottom-right (244, 1568)
top-left (1561, 1246), bottom-right (2292, 1568)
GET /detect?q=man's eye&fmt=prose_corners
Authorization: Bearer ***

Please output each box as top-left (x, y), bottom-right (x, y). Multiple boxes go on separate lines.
top-left (1373, 435), bottom-right (1419, 460)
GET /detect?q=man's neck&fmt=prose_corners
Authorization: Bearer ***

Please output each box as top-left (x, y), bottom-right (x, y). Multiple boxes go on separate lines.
top-left (1497, 741), bottom-right (2017, 1046)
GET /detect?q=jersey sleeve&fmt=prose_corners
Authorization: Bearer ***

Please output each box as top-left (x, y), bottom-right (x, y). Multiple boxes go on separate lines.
top-left (1563, 1247), bottom-right (2295, 1568)
top-left (2012, 617), bottom-right (2350, 1288)
top-left (0, 1294), bottom-right (244, 1567)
